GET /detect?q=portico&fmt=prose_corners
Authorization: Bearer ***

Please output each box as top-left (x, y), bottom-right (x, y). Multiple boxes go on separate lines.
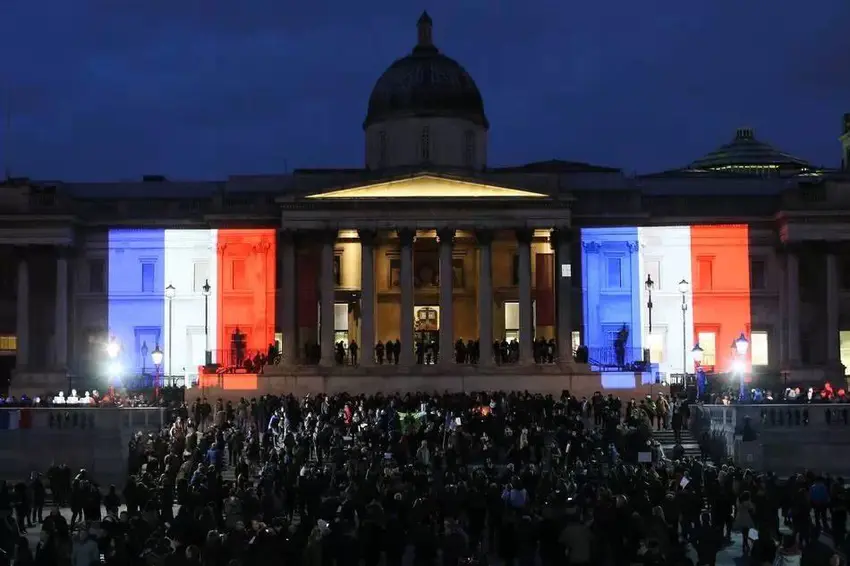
top-left (274, 173), bottom-right (576, 369)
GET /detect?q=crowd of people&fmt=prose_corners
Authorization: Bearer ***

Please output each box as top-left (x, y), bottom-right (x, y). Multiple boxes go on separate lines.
top-left (0, 390), bottom-right (846, 565)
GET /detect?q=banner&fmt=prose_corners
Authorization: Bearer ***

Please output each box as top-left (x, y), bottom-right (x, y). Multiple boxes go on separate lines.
top-left (297, 253), bottom-right (319, 327)
top-left (535, 253), bottom-right (555, 327)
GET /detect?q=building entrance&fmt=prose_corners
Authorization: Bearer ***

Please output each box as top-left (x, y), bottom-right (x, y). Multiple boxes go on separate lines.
top-left (414, 306), bottom-right (440, 364)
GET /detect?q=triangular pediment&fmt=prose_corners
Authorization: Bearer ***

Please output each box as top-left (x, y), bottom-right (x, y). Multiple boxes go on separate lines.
top-left (305, 175), bottom-right (548, 199)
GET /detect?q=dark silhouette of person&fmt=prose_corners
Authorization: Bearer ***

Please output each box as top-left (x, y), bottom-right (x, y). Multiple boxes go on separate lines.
top-left (614, 324), bottom-right (629, 369)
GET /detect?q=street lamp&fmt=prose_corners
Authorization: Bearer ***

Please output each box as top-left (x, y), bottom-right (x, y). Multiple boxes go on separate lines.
top-left (678, 279), bottom-right (690, 376)
top-left (165, 283), bottom-right (175, 376)
top-left (644, 274), bottom-right (655, 334)
top-left (202, 279), bottom-right (212, 366)
top-left (734, 332), bottom-right (749, 400)
top-left (691, 343), bottom-right (704, 365)
top-left (151, 344), bottom-right (163, 374)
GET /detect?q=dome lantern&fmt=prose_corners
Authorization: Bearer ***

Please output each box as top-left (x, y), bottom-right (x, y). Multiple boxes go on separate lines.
top-left (417, 11), bottom-right (433, 49)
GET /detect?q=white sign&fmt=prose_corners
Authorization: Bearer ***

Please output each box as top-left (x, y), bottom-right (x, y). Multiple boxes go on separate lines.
top-left (561, 263), bottom-right (572, 278)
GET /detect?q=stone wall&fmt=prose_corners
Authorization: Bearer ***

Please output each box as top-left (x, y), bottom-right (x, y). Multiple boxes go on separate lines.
top-left (0, 407), bottom-right (168, 486)
top-left (694, 403), bottom-right (850, 477)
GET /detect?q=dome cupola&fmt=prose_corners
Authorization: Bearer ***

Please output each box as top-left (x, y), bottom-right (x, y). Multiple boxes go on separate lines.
top-left (364, 13), bottom-right (488, 129)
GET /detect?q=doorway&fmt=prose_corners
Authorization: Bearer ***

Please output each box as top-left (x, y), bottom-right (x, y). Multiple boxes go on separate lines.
top-left (414, 306), bottom-right (440, 364)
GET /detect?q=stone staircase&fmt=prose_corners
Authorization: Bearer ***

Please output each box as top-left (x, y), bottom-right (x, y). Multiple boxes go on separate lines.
top-left (653, 428), bottom-right (705, 461)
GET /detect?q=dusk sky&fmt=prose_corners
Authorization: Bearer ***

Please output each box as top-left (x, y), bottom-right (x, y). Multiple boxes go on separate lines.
top-left (2, 1), bottom-right (848, 181)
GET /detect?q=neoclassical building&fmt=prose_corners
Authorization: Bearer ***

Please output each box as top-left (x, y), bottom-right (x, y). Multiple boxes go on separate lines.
top-left (2, 13), bottom-right (850, 396)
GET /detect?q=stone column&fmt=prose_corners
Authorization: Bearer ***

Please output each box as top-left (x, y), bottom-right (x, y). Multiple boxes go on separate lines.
top-left (786, 249), bottom-right (801, 365)
top-left (438, 228), bottom-right (455, 367)
top-left (398, 228), bottom-right (416, 366)
top-left (55, 248), bottom-right (69, 369)
top-left (15, 250), bottom-right (29, 369)
top-left (476, 231), bottom-right (494, 366)
top-left (826, 251), bottom-right (841, 365)
top-left (319, 231), bottom-right (336, 367)
top-left (552, 228), bottom-right (573, 365)
top-left (778, 250), bottom-right (788, 368)
top-left (359, 229), bottom-right (377, 366)
top-left (279, 230), bottom-right (298, 365)
top-left (516, 229), bottom-right (534, 363)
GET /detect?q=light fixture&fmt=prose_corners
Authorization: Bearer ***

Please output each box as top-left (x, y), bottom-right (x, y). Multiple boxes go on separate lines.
top-left (691, 343), bottom-right (704, 364)
top-left (735, 332), bottom-right (749, 355)
top-left (165, 283), bottom-right (176, 299)
top-left (151, 344), bottom-right (164, 366)
top-left (202, 279), bottom-right (211, 297)
top-left (678, 279), bottom-right (690, 295)
top-left (105, 338), bottom-right (120, 359)
top-left (644, 274), bottom-right (654, 291)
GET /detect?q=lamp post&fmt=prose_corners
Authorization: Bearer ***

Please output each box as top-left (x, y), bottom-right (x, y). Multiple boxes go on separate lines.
top-left (106, 336), bottom-right (120, 397)
top-left (645, 274), bottom-right (654, 334)
top-left (691, 343), bottom-right (704, 389)
top-left (151, 344), bottom-right (164, 399)
top-left (202, 279), bottom-right (212, 366)
top-left (165, 283), bottom-right (175, 377)
top-left (734, 332), bottom-right (749, 400)
top-left (678, 279), bottom-right (690, 377)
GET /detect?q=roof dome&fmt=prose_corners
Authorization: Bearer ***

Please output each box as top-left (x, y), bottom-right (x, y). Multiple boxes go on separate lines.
top-left (689, 128), bottom-right (811, 172)
top-left (364, 13), bottom-right (488, 129)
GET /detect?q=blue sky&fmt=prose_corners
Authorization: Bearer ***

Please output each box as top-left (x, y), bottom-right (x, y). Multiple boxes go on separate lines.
top-left (1, 0), bottom-right (848, 180)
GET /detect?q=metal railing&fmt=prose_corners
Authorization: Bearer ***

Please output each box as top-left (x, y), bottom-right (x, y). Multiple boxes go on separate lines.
top-left (585, 346), bottom-right (647, 372)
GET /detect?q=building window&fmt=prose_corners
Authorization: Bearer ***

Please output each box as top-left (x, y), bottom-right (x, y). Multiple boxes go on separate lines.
top-left (645, 259), bottom-right (661, 290)
top-left (571, 331), bottom-right (581, 354)
top-left (420, 126), bottom-right (430, 162)
top-left (193, 261), bottom-right (210, 293)
top-left (504, 302), bottom-right (519, 342)
top-left (334, 303), bottom-right (349, 345)
top-left (751, 330), bottom-right (769, 366)
top-left (88, 258), bottom-right (105, 293)
top-left (606, 257), bottom-right (622, 288)
top-left (841, 331), bottom-right (850, 375)
top-left (231, 259), bottom-right (246, 290)
top-left (464, 130), bottom-right (475, 166)
top-left (697, 331), bottom-right (716, 367)
top-left (0, 335), bottom-right (16, 351)
top-left (647, 332), bottom-right (664, 364)
top-left (750, 259), bottom-right (766, 290)
top-left (697, 257), bottom-right (713, 290)
top-left (141, 262), bottom-right (155, 293)
top-left (378, 131), bottom-right (387, 168)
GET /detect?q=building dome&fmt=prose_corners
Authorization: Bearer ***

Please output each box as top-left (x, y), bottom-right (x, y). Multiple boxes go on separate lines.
top-left (364, 13), bottom-right (488, 129)
top-left (689, 128), bottom-right (811, 173)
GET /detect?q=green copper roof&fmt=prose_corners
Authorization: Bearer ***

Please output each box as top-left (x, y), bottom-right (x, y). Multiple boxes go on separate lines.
top-left (689, 128), bottom-right (811, 172)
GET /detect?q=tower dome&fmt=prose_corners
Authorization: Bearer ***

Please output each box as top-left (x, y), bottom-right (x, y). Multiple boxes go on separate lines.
top-left (364, 12), bottom-right (488, 129)
top-left (363, 13), bottom-right (489, 170)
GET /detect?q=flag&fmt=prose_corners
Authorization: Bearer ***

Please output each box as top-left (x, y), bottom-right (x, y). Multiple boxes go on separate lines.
top-left (0, 409), bottom-right (30, 430)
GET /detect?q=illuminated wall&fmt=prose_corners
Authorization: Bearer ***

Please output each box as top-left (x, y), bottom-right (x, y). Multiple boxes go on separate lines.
top-left (108, 229), bottom-right (276, 376)
top-left (581, 224), bottom-right (751, 377)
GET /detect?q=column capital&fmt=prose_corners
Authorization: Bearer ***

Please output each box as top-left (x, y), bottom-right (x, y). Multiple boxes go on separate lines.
top-left (13, 246), bottom-right (30, 261)
top-left (397, 228), bottom-right (416, 246)
top-left (358, 229), bottom-right (379, 247)
top-left (515, 228), bottom-right (534, 245)
top-left (279, 228), bottom-right (297, 244)
top-left (475, 229), bottom-right (495, 247)
top-left (56, 246), bottom-right (74, 260)
top-left (550, 228), bottom-right (574, 248)
top-left (437, 228), bottom-right (456, 244)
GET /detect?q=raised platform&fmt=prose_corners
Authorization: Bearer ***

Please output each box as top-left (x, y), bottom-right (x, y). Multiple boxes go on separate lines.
top-left (188, 363), bottom-right (665, 403)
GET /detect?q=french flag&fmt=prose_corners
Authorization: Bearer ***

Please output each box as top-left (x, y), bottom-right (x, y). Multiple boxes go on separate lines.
top-left (0, 409), bottom-right (33, 430)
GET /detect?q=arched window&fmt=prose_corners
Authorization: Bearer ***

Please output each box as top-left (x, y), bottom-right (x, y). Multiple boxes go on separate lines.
top-left (420, 126), bottom-right (430, 162)
top-left (464, 130), bottom-right (475, 167)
